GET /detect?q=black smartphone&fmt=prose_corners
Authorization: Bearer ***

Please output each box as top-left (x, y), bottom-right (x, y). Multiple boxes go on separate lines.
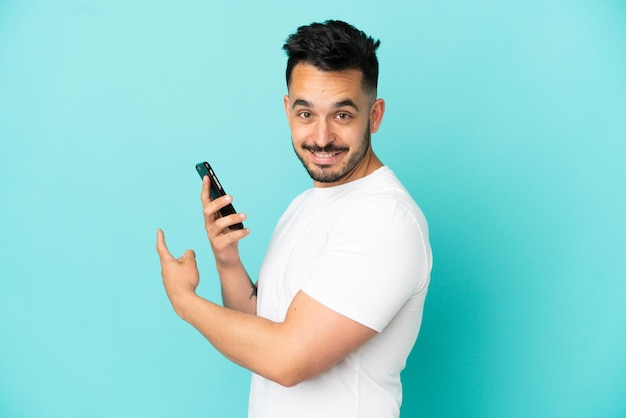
top-left (195, 161), bottom-right (244, 230)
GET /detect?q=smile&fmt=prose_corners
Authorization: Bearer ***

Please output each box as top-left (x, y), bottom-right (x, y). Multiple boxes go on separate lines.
top-left (308, 149), bottom-right (345, 165)
top-left (313, 151), bottom-right (341, 158)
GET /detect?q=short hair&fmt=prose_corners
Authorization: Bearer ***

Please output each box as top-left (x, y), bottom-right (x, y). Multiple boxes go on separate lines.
top-left (283, 20), bottom-right (381, 94)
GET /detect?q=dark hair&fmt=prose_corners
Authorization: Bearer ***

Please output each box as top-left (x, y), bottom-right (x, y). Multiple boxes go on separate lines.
top-left (283, 20), bottom-right (381, 94)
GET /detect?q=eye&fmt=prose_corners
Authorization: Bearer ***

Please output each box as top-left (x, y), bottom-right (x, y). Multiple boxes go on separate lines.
top-left (298, 111), bottom-right (312, 119)
top-left (336, 112), bottom-right (352, 120)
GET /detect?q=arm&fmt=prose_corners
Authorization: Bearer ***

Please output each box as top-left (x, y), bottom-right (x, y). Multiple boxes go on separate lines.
top-left (156, 230), bottom-right (376, 387)
top-left (200, 175), bottom-right (256, 314)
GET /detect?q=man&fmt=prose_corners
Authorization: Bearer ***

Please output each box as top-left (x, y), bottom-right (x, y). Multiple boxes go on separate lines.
top-left (156, 20), bottom-right (432, 418)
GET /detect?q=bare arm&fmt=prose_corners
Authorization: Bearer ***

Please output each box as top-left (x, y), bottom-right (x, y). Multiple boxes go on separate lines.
top-left (156, 230), bottom-right (376, 387)
top-left (200, 175), bottom-right (256, 314)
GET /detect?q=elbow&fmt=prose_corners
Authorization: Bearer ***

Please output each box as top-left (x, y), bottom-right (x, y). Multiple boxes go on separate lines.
top-left (274, 374), bottom-right (302, 388)
top-left (273, 370), bottom-right (313, 388)
top-left (265, 359), bottom-right (322, 388)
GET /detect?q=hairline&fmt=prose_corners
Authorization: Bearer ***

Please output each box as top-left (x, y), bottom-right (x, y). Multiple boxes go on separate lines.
top-left (286, 62), bottom-right (378, 101)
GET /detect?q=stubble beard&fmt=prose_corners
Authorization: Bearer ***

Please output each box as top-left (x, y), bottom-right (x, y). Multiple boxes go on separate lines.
top-left (293, 126), bottom-right (371, 184)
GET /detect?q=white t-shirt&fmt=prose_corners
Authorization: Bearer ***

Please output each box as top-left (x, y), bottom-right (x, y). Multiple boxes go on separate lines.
top-left (249, 166), bottom-right (432, 418)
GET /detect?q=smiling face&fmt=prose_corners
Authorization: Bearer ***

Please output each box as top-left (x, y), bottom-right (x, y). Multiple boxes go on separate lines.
top-left (284, 63), bottom-right (385, 188)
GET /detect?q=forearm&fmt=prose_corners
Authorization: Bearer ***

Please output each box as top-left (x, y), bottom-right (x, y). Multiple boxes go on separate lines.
top-left (171, 289), bottom-right (374, 388)
top-left (175, 293), bottom-right (299, 386)
top-left (216, 260), bottom-right (257, 315)
top-left (158, 230), bottom-right (308, 385)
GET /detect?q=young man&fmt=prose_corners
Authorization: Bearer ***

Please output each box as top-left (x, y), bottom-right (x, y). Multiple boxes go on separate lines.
top-left (157, 20), bottom-right (432, 418)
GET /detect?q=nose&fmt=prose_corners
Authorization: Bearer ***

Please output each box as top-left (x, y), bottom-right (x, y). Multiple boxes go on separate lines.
top-left (313, 119), bottom-right (334, 148)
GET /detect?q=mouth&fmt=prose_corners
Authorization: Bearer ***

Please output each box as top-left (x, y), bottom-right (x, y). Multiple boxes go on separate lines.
top-left (313, 151), bottom-right (342, 158)
top-left (308, 149), bottom-right (346, 165)
top-left (303, 145), bottom-right (348, 165)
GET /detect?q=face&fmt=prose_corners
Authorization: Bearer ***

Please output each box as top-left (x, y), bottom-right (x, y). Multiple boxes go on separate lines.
top-left (284, 63), bottom-right (385, 188)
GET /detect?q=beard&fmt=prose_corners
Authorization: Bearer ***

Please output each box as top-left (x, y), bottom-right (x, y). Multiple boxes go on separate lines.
top-left (293, 125), bottom-right (371, 184)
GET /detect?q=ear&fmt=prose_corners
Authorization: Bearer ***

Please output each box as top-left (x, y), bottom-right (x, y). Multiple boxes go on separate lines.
top-left (283, 95), bottom-right (291, 121)
top-left (369, 98), bottom-right (385, 134)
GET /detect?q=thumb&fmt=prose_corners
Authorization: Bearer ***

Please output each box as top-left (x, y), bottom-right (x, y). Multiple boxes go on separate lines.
top-left (181, 249), bottom-right (197, 265)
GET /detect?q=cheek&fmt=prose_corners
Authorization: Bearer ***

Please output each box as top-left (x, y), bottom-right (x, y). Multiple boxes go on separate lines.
top-left (339, 124), bottom-right (366, 144)
top-left (290, 122), bottom-right (313, 143)
top-left (290, 129), bottom-right (307, 150)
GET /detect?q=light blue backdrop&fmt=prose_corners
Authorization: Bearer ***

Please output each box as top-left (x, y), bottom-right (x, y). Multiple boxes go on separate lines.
top-left (1, 1), bottom-right (625, 417)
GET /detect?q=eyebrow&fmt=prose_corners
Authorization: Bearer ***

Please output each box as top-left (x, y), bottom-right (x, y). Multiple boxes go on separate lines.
top-left (335, 99), bottom-right (360, 112)
top-left (292, 98), bottom-right (360, 112)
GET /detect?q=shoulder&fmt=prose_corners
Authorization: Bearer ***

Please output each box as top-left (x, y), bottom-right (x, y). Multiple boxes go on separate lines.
top-left (343, 167), bottom-right (429, 232)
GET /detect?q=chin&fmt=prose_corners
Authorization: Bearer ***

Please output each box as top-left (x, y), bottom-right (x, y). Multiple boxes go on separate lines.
top-left (306, 164), bottom-right (349, 184)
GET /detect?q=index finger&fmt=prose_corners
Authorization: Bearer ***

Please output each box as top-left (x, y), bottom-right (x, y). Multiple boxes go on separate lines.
top-left (156, 228), bottom-right (175, 262)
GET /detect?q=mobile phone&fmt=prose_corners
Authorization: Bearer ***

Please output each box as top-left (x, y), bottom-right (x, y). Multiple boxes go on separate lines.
top-left (195, 161), bottom-right (244, 230)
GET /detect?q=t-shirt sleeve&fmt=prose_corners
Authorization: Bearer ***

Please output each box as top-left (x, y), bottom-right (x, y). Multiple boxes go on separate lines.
top-left (301, 199), bottom-right (431, 332)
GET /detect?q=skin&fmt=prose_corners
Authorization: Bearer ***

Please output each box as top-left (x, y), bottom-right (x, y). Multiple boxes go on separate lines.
top-left (285, 63), bottom-right (385, 187)
top-left (156, 62), bottom-right (386, 387)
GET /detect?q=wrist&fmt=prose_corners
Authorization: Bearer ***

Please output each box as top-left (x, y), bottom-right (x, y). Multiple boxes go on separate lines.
top-left (170, 291), bottom-right (199, 321)
top-left (216, 259), bottom-right (244, 277)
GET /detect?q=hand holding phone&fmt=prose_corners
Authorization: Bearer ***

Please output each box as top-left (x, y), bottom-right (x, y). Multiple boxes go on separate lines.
top-left (196, 161), bottom-right (244, 230)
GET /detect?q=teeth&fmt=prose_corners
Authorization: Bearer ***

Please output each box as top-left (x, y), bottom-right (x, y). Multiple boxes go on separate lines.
top-left (314, 152), bottom-right (336, 158)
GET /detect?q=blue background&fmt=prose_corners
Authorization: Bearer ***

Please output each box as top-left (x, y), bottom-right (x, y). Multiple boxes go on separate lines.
top-left (1, 1), bottom-right (625, 417)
